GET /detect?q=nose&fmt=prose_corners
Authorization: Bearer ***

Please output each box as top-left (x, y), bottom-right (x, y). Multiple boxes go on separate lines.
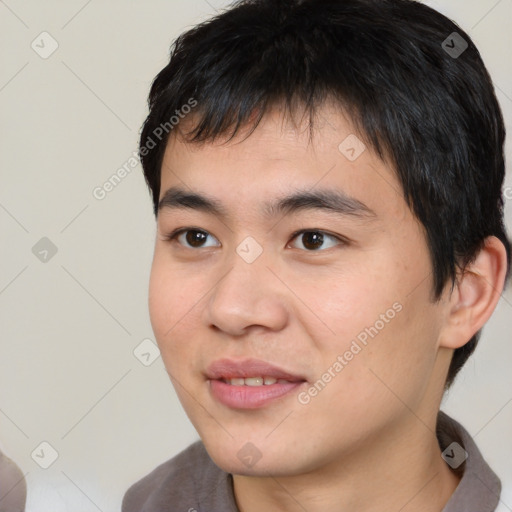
top-left (202, 250), bottom-right (289, 337)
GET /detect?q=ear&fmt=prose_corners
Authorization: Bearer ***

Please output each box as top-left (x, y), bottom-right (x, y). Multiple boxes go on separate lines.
top-left (438, 236), bottom-right (509, 350)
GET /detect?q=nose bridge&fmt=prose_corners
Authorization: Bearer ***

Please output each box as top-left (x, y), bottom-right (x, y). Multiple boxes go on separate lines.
top-left (203, 241), bottom-right (288, 335)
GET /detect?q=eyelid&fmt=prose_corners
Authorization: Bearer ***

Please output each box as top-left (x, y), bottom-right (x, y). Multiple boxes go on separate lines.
top-left (163, 227), bottom-right (221, 247)
top-left (162, 226), bottom-right (348, 251)
top-left (287, 229), bottom-right (347, 250)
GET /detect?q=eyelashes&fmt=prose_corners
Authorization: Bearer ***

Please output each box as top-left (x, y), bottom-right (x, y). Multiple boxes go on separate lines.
top-left (163, 227), bottom-right (347, 252)
top-left (166, 228), bottom-right (220, 249)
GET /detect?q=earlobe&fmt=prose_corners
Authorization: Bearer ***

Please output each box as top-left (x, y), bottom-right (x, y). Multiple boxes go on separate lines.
top-left (439, 236), bottom-right (508, 350)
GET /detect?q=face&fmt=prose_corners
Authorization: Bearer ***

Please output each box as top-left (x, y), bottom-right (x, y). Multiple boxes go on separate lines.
top-left (148, 104), bottom-right (451, 476)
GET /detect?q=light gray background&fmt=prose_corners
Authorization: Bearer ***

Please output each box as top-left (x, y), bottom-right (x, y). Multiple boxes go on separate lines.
top-left (0, 0), bottom-right (511, 510)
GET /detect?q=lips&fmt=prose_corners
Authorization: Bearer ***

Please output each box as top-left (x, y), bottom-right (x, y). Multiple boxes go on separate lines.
top-left (206, 358), bottom-right (307, 409)
top-left (205, 358), bottom-right (306, 382)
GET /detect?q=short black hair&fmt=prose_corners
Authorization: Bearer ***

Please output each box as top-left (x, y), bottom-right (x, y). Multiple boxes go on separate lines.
top-left (139, 0), bottom-right (511, 389)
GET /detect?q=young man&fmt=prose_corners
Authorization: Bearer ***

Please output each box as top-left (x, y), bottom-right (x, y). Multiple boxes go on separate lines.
top-left (123, 0), bottom-right (510, 510)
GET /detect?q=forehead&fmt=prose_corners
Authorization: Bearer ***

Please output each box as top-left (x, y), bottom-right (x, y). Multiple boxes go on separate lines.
top-left (169, 102), bottom-right (364, 158)
top-left (158, 104), bottom-right (406, 222)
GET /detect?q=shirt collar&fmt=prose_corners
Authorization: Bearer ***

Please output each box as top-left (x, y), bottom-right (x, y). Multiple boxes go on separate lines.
top-left (438, 410), bottom-right (501, 512)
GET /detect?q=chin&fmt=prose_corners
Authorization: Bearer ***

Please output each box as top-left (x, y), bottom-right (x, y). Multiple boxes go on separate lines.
top-left (200, 435), bottom-right (311, 478)
top-left (209, 450), bottom-right (295, 477)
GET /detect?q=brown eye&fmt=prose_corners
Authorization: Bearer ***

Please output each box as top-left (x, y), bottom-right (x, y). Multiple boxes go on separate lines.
top-left (171, 229), bottom-right (220, 249)
top-left (301, 232), bottom-right (324, 250)
top-left (289, 230), bottom-right (342, 251)
top-left (184, 230), bottom-right (208, 247)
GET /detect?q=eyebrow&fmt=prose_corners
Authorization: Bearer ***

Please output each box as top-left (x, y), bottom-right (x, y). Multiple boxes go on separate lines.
top-left (157, 185), bottom-right (377, 222)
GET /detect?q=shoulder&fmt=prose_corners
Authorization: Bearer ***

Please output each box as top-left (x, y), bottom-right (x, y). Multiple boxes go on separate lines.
top-left (122, 440), bottom-right (234, 512)
top-left (0, 451), bottom-right (26, 512)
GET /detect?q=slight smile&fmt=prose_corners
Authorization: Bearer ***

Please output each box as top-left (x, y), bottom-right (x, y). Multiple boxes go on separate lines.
top-left (206, 358), bottom-right (308, 409)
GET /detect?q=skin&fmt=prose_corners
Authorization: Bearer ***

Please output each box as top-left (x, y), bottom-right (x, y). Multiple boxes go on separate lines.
top-left (148, 103), bottom-right (508, 512)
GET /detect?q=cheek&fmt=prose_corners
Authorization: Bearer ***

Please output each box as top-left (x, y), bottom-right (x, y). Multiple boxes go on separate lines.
top-left (308, 300), bottom-right (441, 442)
top-left (148, 260), bottom-right (171, 340)
top-left (148, 254), bottom-right (209, 380)
top-left (298, 255), bottom-right (440, 392)
top-left (291, 261), bottom-right (396, 345)
top-left (148, 255), bottom-right (190, 346)
top-left (345, 290), bottom-right (442, 413)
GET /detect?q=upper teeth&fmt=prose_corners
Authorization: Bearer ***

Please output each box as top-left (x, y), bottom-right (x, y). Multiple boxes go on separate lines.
top-left (225, 377), bottom-right (290, 386)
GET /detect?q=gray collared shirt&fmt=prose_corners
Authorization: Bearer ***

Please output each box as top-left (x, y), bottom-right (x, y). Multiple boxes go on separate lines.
top-left (122, 410), bottom-right (502, 512)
